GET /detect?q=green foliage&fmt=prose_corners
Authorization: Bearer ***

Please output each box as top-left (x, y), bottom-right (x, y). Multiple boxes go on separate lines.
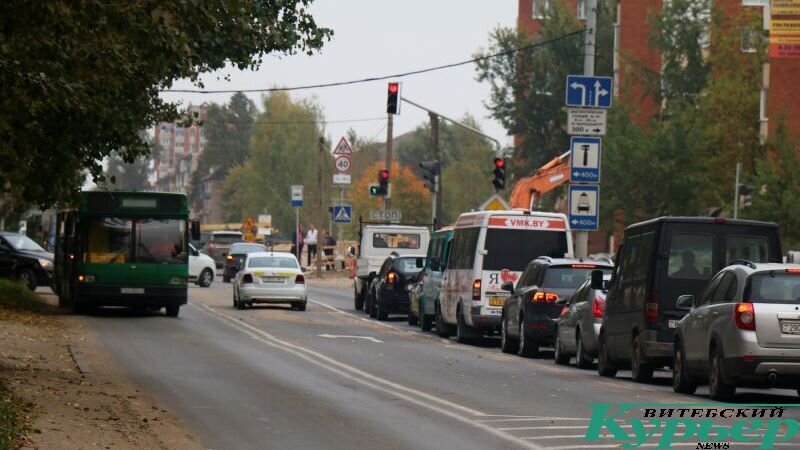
top-left (0, 1), bottom-right (332, 207)
top-left (0, 279), bottom-right (47, 314)
top-left (222, 92), bottom-right (332, 237)
top-left (100, 152), bottom-right (152, 191)
top-left (0, 378), bottom-right (30, 450)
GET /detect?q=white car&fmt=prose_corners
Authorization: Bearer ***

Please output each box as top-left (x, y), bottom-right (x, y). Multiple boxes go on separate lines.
top-left (233, 252), bottom-right (307, 311)
top-left (189, 244), bottom-right (215, 288)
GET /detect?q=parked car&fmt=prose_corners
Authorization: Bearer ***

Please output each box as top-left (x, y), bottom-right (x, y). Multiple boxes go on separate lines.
top-left (203, 231), bottom-right (243, 269)
top-left (554, 272), bottom-right (611, 368)
top-left (188, 244), bottom-right (215, 288)
top-left (223, 242), bottom-right (268, 282)
top-left (408, 227), bottom-right (453, 331)
top-left (0, 231), bottom-right (54, 291)
top-left (365, 254), bottom-right (425, 321)
top-left (595, 216), bottom-right (783, 382)
top-left (232, 252), bottom-right (306, 311)
top-left (439, 210), bottom-right (574, 344)
top-left (501, 258), bottom-right (612, 357)
top-left (673, 261), bottom-right (800, 400)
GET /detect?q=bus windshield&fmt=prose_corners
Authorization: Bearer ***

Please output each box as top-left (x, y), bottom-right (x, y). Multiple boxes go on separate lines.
top-left (135, 219), bottom-right (187, 263)
top-left (84, 217), bottom-right (186, 264)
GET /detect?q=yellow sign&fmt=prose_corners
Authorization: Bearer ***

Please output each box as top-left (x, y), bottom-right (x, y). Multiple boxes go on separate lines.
top-left (771, 19), bottom-right (800, 35)
top-left (772, 0), bottom-right (800, 16)
top-left (771, 35), bottom-right (800, 44)
top-left (479, 194), bottom-right (510, 211)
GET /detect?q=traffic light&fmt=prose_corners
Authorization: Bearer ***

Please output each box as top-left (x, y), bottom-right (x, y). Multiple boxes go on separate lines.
top-left (370, 170), bottom-right (390, 196)
top-left (387, 82), bottom-right (401, 115)
top-left (492, 157), bottom-right (506, 190)
top-left (419, 160), bottom-right (440, 193)
top-left (739, 184), bottom-right (754, 209)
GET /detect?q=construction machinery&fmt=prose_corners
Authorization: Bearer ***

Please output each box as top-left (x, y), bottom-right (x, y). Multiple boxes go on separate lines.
top-left (509, 151), bottom-right (571, 210)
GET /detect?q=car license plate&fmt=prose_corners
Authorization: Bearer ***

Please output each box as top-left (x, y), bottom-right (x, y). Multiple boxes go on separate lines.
top-left (781, 320), bottom-right (800, 335)
top-left (487, 309), bottom-right (502, 316)
top-left (120, 287), bottom-right (144, 294)
top-left (668, 320), bottom-right (679, 329)
top-left (488, 297), bottom-right (505, 307)
top-left (262, 276), bottom-right (285, 283)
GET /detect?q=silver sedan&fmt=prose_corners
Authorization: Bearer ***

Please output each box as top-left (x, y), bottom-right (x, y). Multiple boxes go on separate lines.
top-left (233, 252), bottom-right (307, 311)
top-left (554, 274), bottom-right (610, 368)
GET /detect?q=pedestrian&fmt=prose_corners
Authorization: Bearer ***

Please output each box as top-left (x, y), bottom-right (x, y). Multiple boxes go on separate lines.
top-left (305, 225), bottom-right (318, 266)
top-left (291, 224), bottom-right (304, 262)
top-left (322, 231), bottom-right (337, 271)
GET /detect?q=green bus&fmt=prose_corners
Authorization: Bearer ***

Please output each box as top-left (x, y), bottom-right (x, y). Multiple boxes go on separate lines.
top-left (54, 191), bottom-right (200, 317)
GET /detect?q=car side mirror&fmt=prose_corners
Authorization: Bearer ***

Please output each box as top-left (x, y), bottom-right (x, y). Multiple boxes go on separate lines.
top-left (590, 270), bottom-right (604, 290)
top-left (416, 257), bottom-right (425, 269)
top-left (676, 294), bottom-right (694, 310)
top-left (191, 219), bottom-right (201, 241)
top-left (501, 281), bottom-right (515, 294)
top-left (369, 271), bottom-right (377, 278)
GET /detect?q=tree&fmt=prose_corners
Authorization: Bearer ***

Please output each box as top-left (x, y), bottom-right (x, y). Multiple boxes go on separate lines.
top-left (351, 161), bottom-right (431, 228)
top-left (101, 152), bottom-right (152, 191)
top-left (0, 1), bottom-right (332, 207)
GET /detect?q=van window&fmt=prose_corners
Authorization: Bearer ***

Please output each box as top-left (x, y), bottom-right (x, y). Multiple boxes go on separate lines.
top-left (373, 233), bottom-right (421, 249)
top-left (668, 233), bottom-right (714, 280)
top-left (450, 228), bottom-right (479, 270)
top-left (726, 236), bottom-right (769, 263)
top-left (543, 267), bottom-right (611, 289)
top-left (482, 229), bottom-right (568, 271)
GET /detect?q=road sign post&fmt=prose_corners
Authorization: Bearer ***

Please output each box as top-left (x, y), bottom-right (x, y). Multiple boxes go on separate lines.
top-left (290, 185), bottom-right (304, 262)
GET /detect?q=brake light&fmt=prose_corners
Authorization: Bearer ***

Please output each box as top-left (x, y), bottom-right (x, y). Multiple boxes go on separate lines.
top-left (242, 274), bottom-right (253, 284)
top-left (786, 268), bottom-right (800, 274)
top-left (532, 292), bottom-right (559, 303)
top-left (592, 296), bottom-right (605, 319)
top-left (227, 255), bottom-right (233, 261)
top-left (646, 292), bottom-right (658, 323)
top-left (472, 279), bottom-right (482, 300)
top-left (735, 302), bottom-right (755, 331)
top-left (387, 271), bottom-right (397, 286)
top-left (714, 217), bottom-right (726, 224)
top-left (560, 306), bottom-right (569, 317)
top-left (572, 264), bottom-right (596, 269)
top-left (295, 274), bottom-right (305, 284)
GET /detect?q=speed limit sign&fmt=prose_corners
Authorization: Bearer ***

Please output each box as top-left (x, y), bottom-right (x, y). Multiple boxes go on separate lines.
top-left (335, 156), bottom-right (351, 174)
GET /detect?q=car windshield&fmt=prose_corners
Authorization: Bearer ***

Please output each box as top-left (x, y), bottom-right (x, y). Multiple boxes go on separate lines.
top-left (746, 273), bottom-right (800, 304)
top-left (248, 256), bottom-right (298, 269)
top-left (231, 243), bottom-right (266, 254)
top-left (543, 267), bottom-right (611, 289)
top-left (372, 233), bottom-right (421, 249)
top-left (213, 234), bottom-right (241, 245)
top-left (393, 258), bottom-right (423, 275)
top-left (483, 229), bottom-right (568, 271)
top-left (4, 234), bottom-right (46, 252)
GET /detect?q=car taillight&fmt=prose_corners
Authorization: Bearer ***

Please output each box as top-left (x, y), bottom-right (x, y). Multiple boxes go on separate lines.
top-left (242, 274), bottom-right (253, 284)
top-left (735, 302), bottom-right (755, 331)
top-left (646, 292), bottom-right (658, 323)
top-left (472, 279), bottom-right (481, 300)
top-left (208, 243), bottom-right (214, 255)
top-left (592, 296), bottom-right (605, 319)
top-left (532, 292), bottom-right (559, 303)
top-left (560, 306), bottom-right (569, 317)
top-left (387, 271), bottom-right (397, 286)
top-left (226, 255), bottom-right (234, 263)
top-left (295, 274), bottom-right (305, 284)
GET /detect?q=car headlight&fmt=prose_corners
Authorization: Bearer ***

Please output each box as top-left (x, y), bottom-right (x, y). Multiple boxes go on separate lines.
top-left (38, 258), bottom-right (53, 270)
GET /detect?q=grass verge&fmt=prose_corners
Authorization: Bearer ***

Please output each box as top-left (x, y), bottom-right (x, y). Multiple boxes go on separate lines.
top-left (0, 380), bottom-right (31, 450)
top-left (0, 279), bottom-right (51, 323)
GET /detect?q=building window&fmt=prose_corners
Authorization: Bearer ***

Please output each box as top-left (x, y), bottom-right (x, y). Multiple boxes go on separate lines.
top-left (577, 0), bottom-right (586, 20)
top-left (532, 0), bottom-right (550, 19)
top-left (740, 28), bottom-right (762, 53)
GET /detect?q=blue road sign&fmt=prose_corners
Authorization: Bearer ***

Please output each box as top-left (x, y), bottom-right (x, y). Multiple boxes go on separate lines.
top-left (332, 205), bottom-right (352, 224)
top-left (568, 184), bottom-right (599, 231)
top-left (570, 137), bottom-right (601, 183)
top-left (566, 75), bottom-right (613, 109)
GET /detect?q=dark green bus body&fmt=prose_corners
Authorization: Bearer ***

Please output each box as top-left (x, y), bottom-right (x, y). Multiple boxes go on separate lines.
top-left (54, 191), bottom-right (191, 314)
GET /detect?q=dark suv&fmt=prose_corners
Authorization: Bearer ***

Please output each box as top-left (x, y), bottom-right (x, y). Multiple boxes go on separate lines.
top-left (0, 231), bottom-right (54, 290)
top-left (500, 257), bottom-right (613, 357)
top-left (223, 242), bottom-right (267, 282)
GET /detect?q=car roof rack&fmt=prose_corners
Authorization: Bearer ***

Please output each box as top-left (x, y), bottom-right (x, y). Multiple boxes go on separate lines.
top-left (728, 259), bottom-right (757, 269)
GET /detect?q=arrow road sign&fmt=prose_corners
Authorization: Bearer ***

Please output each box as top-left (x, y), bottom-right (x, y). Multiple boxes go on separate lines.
top-left (568, 108), bottom-right (607, 136)
top-left (570, 137), bottom-right (601, 183)
top-left (568, 185), bottom-right (599, 231)
top-left (566, 75), bottom-right (613, 108)
top-left (332, 137), bottom-right (353, 155)
top-left (332, 205), bottom-right (352, 224)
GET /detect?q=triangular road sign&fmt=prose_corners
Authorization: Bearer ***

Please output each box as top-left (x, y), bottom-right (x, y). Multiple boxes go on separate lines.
top-left (332, 137), bottom-right (353, 155)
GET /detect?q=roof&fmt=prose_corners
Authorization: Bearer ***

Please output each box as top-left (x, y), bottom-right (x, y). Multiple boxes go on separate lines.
top-left (728, 262), bottom-right (800, 274)
top-left (534, 256), bottom-right (614, 268)
top-left (363, 225), bottom-right (430, 231)
top-left (246, 251), bottom-right (297, 258)
top-left (627, 216), bottom-right (778, 231)
top-left (455, 210), bottom-right (568, 229)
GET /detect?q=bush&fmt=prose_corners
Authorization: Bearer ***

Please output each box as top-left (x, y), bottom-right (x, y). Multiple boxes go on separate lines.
top-left (0, 280), bottom-right (45, 314)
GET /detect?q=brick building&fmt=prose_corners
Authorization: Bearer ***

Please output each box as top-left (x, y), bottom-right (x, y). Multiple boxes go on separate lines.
top-left (153, 103), bottom-right (209, 193)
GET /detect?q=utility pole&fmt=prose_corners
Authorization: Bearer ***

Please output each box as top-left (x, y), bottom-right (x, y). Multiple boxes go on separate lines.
top-left (384, 113), bottom-right (393, 210)
top-left (316, 137), bottom-right (324, 277)
top-left (575, 0), bottom-right (597, 259)
top-left (733, 162), bottom-right (741, 219)
top-left (429, 112), bottom-right (441, 228)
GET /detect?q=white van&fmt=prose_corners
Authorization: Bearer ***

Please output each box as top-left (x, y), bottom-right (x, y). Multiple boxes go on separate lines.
top-left (437, 210), bottom-right (574, 342)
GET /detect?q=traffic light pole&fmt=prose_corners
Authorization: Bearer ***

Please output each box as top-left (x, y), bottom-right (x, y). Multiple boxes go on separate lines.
top-left (429, 112), bottom-right (441, 226)
top-left (733, 162), bottom-right (741, 219)
top-left (575, 0), bottom-right (597, 260)
top-left (384, 113), bottom-right (394, 210)
top-left (316, 137), bottom-right (324, 277)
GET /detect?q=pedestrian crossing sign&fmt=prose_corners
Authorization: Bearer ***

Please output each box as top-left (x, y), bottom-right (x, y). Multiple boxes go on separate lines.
top-left (332, 205), bottom-right (352, 224)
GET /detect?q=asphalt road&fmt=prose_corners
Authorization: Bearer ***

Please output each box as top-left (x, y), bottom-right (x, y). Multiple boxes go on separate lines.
top-left (81, 278), bottom-right (800, 450)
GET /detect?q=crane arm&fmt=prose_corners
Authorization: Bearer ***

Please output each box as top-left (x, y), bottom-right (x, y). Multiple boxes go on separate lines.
top-left (509, 151), bottom-right (571, 210)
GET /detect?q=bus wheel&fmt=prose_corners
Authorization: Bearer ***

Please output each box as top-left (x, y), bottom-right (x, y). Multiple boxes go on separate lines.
top-left (165, 306), bottom-right (180, 317)
top-left (17, 268), bottom-right (36, 291)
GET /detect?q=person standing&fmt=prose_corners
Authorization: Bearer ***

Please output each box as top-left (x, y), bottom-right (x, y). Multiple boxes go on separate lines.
top-left (322, 231), bottom-right (337, 271)
top-left (305, 225), bottom-right (318, 266)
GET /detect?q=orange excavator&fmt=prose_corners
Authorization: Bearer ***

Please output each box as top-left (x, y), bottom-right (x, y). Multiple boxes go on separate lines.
top-left (509, 150), bottom-right (571, 210)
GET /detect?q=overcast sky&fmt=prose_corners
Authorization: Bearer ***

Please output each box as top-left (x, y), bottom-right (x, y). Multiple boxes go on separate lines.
top-left (159, 1), bottom-right (517, 151)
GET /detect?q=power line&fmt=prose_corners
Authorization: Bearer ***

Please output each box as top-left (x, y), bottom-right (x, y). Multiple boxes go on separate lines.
top-left (161, 29), bottom-right (584, 95)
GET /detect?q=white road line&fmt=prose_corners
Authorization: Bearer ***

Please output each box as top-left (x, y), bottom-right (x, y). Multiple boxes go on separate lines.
top-left (499, 424), bottom-right (656, 432)
top-left (309, 298), bottom-right (430, 338)
top-left (478, 418), bottom-right (589, 423)
top-left (194, 304), bottom-right (543, 450)
top-left (317, 334), bottom-right (383, 343)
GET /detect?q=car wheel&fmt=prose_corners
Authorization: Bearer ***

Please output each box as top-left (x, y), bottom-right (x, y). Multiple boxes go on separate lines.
top-left (435, 303), bottom-right (450, 338)
top-left (17, 268), bottom-right (37, 291)
top-left (709, 346), bottom-right (735, 401)
top-left (293, 301), bottom-right (307, 312)
top-left (165, 306), bottom-right (180, 317)
top-left (420, 311), bottom-right (433, 332)
top-left (554, 330), bottom-right (570, 365)
top-left (518, 316), bottom-right (539, 358)
top-left (369, 292), bottom-right (378, 318)
top-left (576, 331), bottom-right (593, 369)
top-left (500, 312), bottom-right (519, 354)
top-left (364, 291), bottom-right (373, 316)
top-left (376, 297), bottom-right (388, 321)
top-left (198, 268), bottom-right (213, 287)
top-left (354, 287), bottom-right (364, 311)
top-left (673, 343), bottom-right (697, 395)
top-left (597, 333), bottom-right (618, 378)
top-left (407, 310), bottom-right (418, 326)
top-left (223, 274), bottom-right (230, 283)
top-left (631, 334), bottom-right (654, 383)
top-left (456, 305), bottom-right (475, 344)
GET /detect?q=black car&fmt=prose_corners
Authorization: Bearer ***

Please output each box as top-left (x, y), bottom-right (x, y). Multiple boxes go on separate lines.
top-left (223, 242), bottom-right (268, 282)
top-left (0, 231), bottom-right (55, 290)
top-left (501, 257), bottom-right (613, 358)
top-left (365, 254), bottom-right (425, 321)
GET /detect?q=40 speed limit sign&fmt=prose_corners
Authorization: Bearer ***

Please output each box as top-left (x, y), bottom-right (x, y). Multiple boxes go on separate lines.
top-left (335, 156), bottom-right (351, 174)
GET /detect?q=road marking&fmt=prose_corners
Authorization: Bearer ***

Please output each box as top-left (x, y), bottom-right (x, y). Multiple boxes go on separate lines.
top-left (194, 304), bottom-right (543, 450)
top-left (499, 424), bottom-right (655, 431)
top-left (309, 298), bottom-right (431, 338)
top-left (478, 417), bottom-right (589, 423)
top-left (318, 334), bottom-right (383, 343)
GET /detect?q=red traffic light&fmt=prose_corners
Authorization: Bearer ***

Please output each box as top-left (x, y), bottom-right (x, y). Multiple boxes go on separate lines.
top-left (388, 83), bottom-right (399, 94)
top-left (494, 157), bottom-right (505, 169)
top-left (379, 169), bottom-right (390, 181)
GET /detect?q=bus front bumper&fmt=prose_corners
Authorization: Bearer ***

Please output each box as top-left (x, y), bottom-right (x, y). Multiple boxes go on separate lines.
top-left (76, 285), bottom-right (188, 308)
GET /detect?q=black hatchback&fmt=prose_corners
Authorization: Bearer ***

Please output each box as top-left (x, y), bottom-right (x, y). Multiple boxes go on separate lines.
top-left (365, 254), bottom-right (425, 321)
top-left (0, 231), bottom-right (55, 290)
top-left (223, 242), bottom-right (268, 282)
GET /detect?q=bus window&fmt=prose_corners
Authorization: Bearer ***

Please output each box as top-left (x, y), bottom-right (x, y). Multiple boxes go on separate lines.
top-left (135, 219), bottom-right (187, 263)
top-left (85, 218), bottom-right (132, 263)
